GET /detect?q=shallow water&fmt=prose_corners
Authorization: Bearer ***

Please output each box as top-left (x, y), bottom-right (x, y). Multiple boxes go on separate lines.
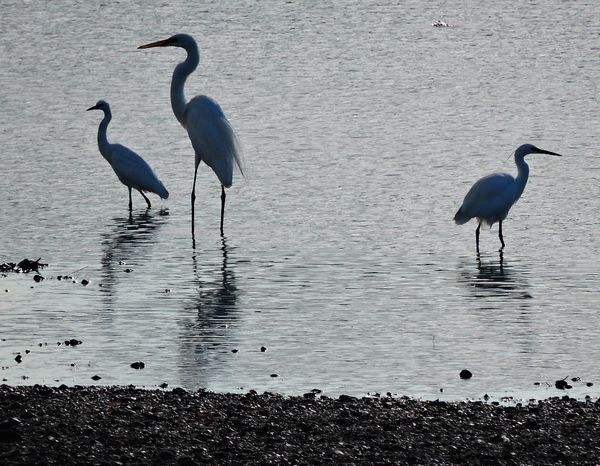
top-left (1, 0), bottom-right (600, 400)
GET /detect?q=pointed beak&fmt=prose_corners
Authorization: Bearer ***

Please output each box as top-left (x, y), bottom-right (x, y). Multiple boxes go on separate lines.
top-left (535, 148), bottom-right (562, 157)
top-left (138, 38), bottom-right (172, 49)
top-left (86, 105), bottom-right (99, 111)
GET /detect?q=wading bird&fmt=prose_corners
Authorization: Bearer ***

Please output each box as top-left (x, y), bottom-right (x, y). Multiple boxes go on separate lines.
top-left (138, 34), bottom-right (244, 236)
top-left (87, 100), bottom-right (169, 211)
top-left (454, 143), bottom-right (562, 252)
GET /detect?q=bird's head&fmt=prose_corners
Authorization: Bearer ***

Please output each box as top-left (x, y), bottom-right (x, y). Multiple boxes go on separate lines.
top-left (138, 34), bottom-right (196, 50)
top-left (515, 143), bottom-right (562, 159)
top-left (87, 100), bottom-right (109, 112)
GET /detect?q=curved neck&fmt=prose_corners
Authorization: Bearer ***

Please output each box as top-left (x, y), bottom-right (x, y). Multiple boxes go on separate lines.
top-left (97, 109), bottom-right (112, 163)
top-left (513, 153), bottom-right (529, 201)
top-left (171, 45), bottom-right (199, 126)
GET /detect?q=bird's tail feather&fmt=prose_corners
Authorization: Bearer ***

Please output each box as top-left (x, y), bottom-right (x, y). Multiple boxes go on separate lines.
top-left (453, 207), bottom-right (470, 225)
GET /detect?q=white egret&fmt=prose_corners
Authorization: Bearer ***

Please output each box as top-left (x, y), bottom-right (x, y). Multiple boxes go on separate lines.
top-left (454, 143), bottom-right (562, 252)
top-left (138, 34), bottom-right (244, 236)
top-left (87, 100), bottom-right (169, 211)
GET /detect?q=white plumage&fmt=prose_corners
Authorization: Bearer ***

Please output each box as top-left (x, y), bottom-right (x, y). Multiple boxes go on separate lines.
top-left (454, 143), bottom-right (562, 252)
top-left (87, 100), bottom-right (169, 210)
top-left (139, 33), bottom-right (243, 236)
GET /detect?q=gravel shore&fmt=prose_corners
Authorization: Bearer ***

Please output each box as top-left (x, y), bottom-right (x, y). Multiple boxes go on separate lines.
top-left (1, 385), bottom-right (600, 464)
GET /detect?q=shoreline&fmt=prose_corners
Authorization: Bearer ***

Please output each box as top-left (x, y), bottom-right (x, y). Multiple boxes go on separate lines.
top-left (1, 385), bottom-right (600, 464)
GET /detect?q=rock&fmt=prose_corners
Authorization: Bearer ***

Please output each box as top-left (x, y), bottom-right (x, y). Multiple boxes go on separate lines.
top-left (130, 362), bottom-right (145, 370)
top-left (64, 339), bottom-right (82, 346)
top-left (260, 346), bottom-right (267, 352)
top-left (270, 374), bottom-right (278, 378)
top-left (91, 375), bottom-right (102, 381)
top-left (14, 354), bottom-right (22, 364)
top-left (33, 274), bottom-right (44, 282)
top-left (459, 369), bottom-right (472, 379)
top-left (555, 379), bottom-right (572, 390)
top-left (81, 279), bottom-right (89, 286)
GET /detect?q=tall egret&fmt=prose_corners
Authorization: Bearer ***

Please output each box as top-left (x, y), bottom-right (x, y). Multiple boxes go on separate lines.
top-left (87, 100), bottom-right (169, 211)
top-left (138, 34), bottom-right (244, 236)
top-left (454, 143), bottom-right (562, 252)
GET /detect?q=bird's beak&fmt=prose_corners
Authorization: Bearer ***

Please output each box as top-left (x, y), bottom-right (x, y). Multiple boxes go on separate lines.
top-left (535, 148), bottom-right (562, 157)
top-left (86, 105), bottom-right (99, 111)
top-left (138, 38), bottom-right (172, 49)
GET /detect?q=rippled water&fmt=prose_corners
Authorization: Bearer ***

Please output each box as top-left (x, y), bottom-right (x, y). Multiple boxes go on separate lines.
top-left (1, 0), bottom-right (599, 400)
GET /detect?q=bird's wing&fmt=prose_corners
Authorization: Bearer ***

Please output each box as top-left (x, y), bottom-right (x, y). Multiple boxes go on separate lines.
top-left (458, 172), bottom-right (515, 221)
top-left (184, 95), bottom-right (244, 188)
top-left (110, 144), bottom-right (169, 198)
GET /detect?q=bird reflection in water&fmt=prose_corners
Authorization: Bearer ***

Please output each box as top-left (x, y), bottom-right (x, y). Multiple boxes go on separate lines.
top-left (460, 251), bottom-right (532, 299)
top-left (100, 209), bottom-right (168, 308)
top-left (180, 236), bottom-right (239, 382)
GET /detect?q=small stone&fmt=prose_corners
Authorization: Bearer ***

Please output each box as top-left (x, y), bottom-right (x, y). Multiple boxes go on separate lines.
top-left (555, 379), bottom-right (571, 390)
top-left (124, 268), bottom-right (133, 273)
top-left (231, 349), bottom-right (238, 353)
top-left (33, 275), bottom-right (44, 283)
top-left (81, 279), bottom-right (89, 286)
top-left (64, 339), bottom-right (82, 346)
top-left (270, 373), bottom-right (278, 378)
top-left (14, 354), bottom-right (22, 363)
top-left (260, 346), bottom-right (267, 352)
top-left (587, 382), bottom-right (594, 387)
top-left (91, 375), bottom-right (101, 381)
top-left (130, 361), bottom-right (145, 370)
top-left (460, 369), bottom-right (472, 379)
top-left (25, 350), bottom-right (30, 354)
top-left (159, 383), bottom-right (168, 389)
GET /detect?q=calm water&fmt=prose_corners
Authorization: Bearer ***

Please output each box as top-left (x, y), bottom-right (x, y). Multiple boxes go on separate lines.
top-left (1, 0), bottom-right (599, 400)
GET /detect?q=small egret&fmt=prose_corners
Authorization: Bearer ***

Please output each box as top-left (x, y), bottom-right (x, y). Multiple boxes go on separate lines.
top-left (454, 143), bottom-right (562, 252)
top-left (138, 34), bottom-right (244, 236)
top-left (87, 100), bottom-right (169, 211)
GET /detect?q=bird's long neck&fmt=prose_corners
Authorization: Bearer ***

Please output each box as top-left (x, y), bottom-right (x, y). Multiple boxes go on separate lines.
top-left (97, 109), bottom-right (112, 163)
top-left (513, 153), bottom-right (529, 202)
top-left (171, 44), bottom-right (199, 127)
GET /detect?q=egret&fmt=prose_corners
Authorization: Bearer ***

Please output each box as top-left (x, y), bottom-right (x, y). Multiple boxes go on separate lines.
top-left (87, 100), bottom-right (169, 211)
top-left (138, 34), bottom-right (244, 236)
top-left (454, 143), bottom-right (562, 252)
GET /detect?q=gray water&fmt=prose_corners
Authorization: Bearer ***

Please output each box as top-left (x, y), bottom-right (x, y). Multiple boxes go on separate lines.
top-left (1, 0), bottom-right (599, 400)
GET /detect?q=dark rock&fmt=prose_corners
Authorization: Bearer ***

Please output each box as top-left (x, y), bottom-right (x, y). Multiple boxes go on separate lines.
top-left (81, 279), bottom-right (89, 286)
top-left (33, 274), bottom-right (44, 283)
top-left (91, 375), bottom-right (102, 381)
top-left (260, 346), bottom-right (267, 352)
top-left (14, 355), bottom-right (22, 364)
top-left (270, 373), bottom-right (278, 378)
top-left (231, 349), bottom-right (238, 353)
top-left (159, 383), bottom-right (168, 389)
top-left (130, 362), bottom-right (145, 370)
top-left (556, 379), bottom-right (572, 390)
top-left (64, 339), bottom-right (82, 346)
top-left (459, 369), bottom-right (472, 379)
top-left (587, 382), bottom-right (594, 387)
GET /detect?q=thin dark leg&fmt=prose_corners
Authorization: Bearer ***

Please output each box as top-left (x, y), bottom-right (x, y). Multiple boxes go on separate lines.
top-left (220, 185), bottom-right (226, 236)
top-left (475, 221), bottom-right (481, 254)
top-left (191, 164), bottom-right (199, 237)
top-left (128, 187), bottom-right (133, 212)
top-left (138, 190), bottom-right (151, 209)
top-left (498, 220), bottom-right (505, 250)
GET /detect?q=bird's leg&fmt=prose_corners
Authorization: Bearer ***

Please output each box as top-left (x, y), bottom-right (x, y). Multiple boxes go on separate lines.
top-left (138, 190), bottom-right (151, 209)
top-left (220, 185), bottom-right (226, 236)
top-left (128, 187), bottom-right (133, 212)
top-left (498, 220), bottom-right (505, 250)
top-left (475, 221), bottom-right (481, 254)
top-left (191, 163), bottom-right (199, 237)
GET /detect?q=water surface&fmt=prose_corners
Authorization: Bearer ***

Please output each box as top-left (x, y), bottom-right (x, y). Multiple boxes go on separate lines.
top-left (1, 0), bottom-right (599, 400)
